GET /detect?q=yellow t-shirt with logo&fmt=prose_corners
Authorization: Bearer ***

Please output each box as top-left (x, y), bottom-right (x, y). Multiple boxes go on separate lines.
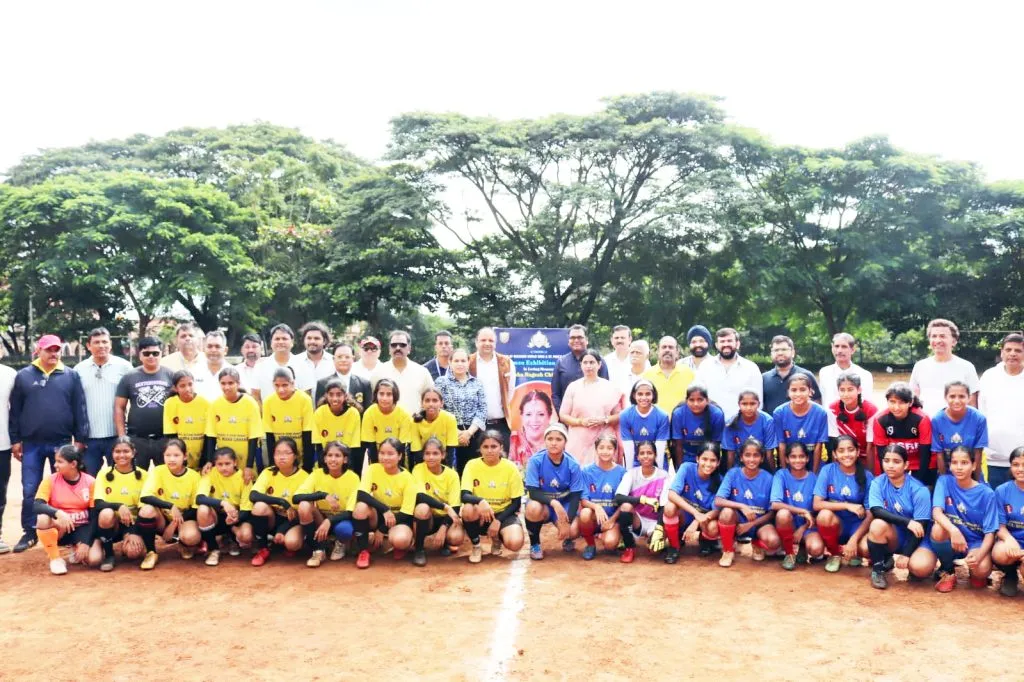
top-left (294, 468), bottom-right (360, 515)
top-left (360, 405), bottom-right (412, 446)
top-left (94, 467), bottom-right (147, 514)
top-left (251, 467), bottom-right (309, 512)
top-left (313, 405), bottom-right (361, 449)
top-left (412, 462), bottom-right (460, 516)
top-left (197, 468), bottom-right (250, 511)
top-left (359, 464), bottom-right (419, 515)
top-left (409, 410), bottom-right (460, 451)
top-left (206, 395), bottom-right (263, 463)
top-left (461, 458), bottom-right (524, 514)
top-left (141, 465), bottom-right (201, 512)
top-left (163, 395), bottom-right (210, 470)
top-left (263, 391), bottom-right (316, 459)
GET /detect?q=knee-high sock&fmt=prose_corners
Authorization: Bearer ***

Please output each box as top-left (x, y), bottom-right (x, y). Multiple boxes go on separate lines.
top-left (414, 517), bottom-right (430, 551)
top-left (719, 523), bottom-right (737, 553)
top-left (199, 523), bottom-right (220, 552)
top-left (95, 524), bottom-right (117, 557)
top-left (867, 540), bottom-right (889, 570)
top-left (353, 517), bottom-right (370, 550)
top-left (617, 512), bottom-right (636, 549)
top-left (251, 514), bottom-right (270, 549)
top-left (38, 528), bottom-right (60, 560)
top-left (664, 515), bottom-right (680, 550)
top-left (525, 519), bottom-right (543, 546)
top-left (465, 519), bottom-right (482, 545)
top-left (932, 538), bottom-right (955, 574)
top-left (136, 516), bottom-right (158, 553)
top-left (581, 519), bottom-right (596, 547)
top-left (997, 563), bottom-right (1019, 586)
top-left (778, 524), bottom-right (795, 556)
top-left (819, 523), bottom-right (841, 556)
top-left (301, 521), bottom-right (316, 548)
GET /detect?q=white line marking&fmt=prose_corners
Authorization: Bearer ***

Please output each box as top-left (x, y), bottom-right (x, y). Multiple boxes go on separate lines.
top-left (484, 550), bottom-right (528, 681)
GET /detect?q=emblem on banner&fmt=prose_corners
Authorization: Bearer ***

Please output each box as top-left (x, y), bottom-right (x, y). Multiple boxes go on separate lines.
top-left (528, 331), bottom-right (550, 349)
top-left (499, 331), bottom-right (511, 344)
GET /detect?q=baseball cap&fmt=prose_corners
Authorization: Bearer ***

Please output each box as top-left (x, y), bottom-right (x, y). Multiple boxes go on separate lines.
top-left (35, 334), bottom-right (62, 351)
top-left (543, 422), bottom-right (569, 440)
top-left (361, 336), bottom-right (381, 350)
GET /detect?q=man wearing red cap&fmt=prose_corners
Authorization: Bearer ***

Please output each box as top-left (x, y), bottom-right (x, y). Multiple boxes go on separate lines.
top-left (8, 334), bottom-right (90, 552)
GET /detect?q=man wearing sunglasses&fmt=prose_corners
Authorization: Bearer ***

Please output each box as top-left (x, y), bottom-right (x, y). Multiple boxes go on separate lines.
top-left (8, 334), bottom-right (90, 553)
top-left (369, 330), bottom-right (434, 414)
top-left (75, 327), bottom-right (132, 474)
top-left (352, 336), bottom-right (381, 381)
top-left (115, 337), bottom-right (174, 470)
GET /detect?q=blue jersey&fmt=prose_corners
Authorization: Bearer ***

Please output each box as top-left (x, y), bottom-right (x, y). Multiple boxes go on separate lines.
top-left (582, 463), bottom-right (626, 515)
top-left (996, 481), bottom-right (1024, 544)
top-left (867, 475), bottom-right (931, 522)
top-left (772, 402), bottom-right (829, 447)
top-left (722, 411), bottom-right (778, 453)
top-left (525, 450), bottom-right (584, 501)
top-left (618, 405), bottom-right (670, 444)
top-left (668, 461), bottom-right (719, 514)
top-left (670, 403), bottom-right (725, 463)
top-left (814, 463), bottom-right (874, 530)
top-left (716, 467), bottom-right (774, 516)
top-left (933, 474), bottom-right (998, 547)
top-left (930, 407), bottom-right (988, 464)
top-left (770, 468), bottom-right (818, 513)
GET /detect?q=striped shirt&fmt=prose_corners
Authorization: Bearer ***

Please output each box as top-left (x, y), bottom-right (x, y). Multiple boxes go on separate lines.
top-left (434, 374), bottom-right (487, 431)
top-left (75, 356), bottom-right (132, 439)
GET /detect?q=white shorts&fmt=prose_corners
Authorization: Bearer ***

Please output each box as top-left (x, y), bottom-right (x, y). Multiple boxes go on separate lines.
top-left (631, 515), bottom-right (657, 538)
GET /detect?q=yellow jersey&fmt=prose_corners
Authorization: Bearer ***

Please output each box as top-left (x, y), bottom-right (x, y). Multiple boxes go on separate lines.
top-left (206, 394), bottom-right (263, 463)
top-left (412, 462), bottom-right (460, 516)
top-left (251, 467), bottom-right (309, 511)
top-left (197, 468), bottom-right (249, 510)
top-left (263, 391), bottom-right (316, 457)
top-left (163, 394), bottom-right (210, 470)
top-left (360, 464), bottom-right (419, 515)
top-left (94, 466), bottom-right (146, 513)
top-left (360, 404), bottom-right (412, 446)
top-left (642, 365), bottom-right (695, 412)
top-left (294, 468), bottom-right (360, 515)
top-left (313, 405), bottom-right (361, 449)
top-left (141, 465), bottom-right (201, 511)
top-left (461, 458), bottom-right (524, 513)
top-left (409, 410), bottom-right (460, 451)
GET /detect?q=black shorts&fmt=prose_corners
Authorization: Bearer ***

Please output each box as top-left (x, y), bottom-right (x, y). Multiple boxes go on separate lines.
top-left (161, 507), bottom-right (197, 523)
top-left (394, 512), bottom-right (416, 528)
top-left (499, 515), bottom-right (522, 531)
top-left (58, 524), bottom-right (92, 547)
top-left (274, 514), bottom-right (299, 536)
top-left (431, 515), bottom-right (454, 534)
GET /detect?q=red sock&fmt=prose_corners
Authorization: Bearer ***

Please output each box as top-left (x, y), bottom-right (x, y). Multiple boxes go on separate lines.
top-left (720, 523), bottom-right (736, 552)
top-left (581, 525), bottom-right (596, 547)
top-left (664, 518), bottom-right (680, 549)
top-left (778, 526), bottom-right (795, 555)
top-left (819, 524), bottom-right (841, 556)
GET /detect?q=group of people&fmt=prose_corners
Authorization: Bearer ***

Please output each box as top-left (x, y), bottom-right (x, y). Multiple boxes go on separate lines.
top-left (1, 318), bottom-right (1023, 598)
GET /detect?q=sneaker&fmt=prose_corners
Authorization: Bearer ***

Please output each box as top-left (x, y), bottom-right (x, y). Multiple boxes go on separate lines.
top-left (620, 548), bottom-right (635, 564)
top-left (392, 549), bottom-right (406, 561)
top-left (440, 547), bottom-right (452, 557)
top-left (307, 550), bottom-right (325, 568)
top-left (935, 572), bottom-right (956, 593)
top-left (0, 540), bottom-right (11, 554)
top-left (582, 545), bottom-right (597, 561)
top-left (251, 548), bottom-right (271, 567)
top-left (356, 549), bottom-right (371, 569)
top-left (698, 538), bottom-right (716, 557)
top-left (562, 539), bottom-right (575, 553)
top-left (100, 554), bottom-right (116, 572)
top-left (751, 544), bottom-right (766, 562)
top-left (871, 569), bottom-right (888, 590)
top-left (49, 557), bottom-right (68, 575)
top-left (530, 544), bottom-right (544, 560)
top-left (664, 547), bottom-right (680, 565)
top-left (491, 537), bottom-right (503, 556)
top-left (825, 556), bottom-right (843, 573)
top-left (329, 541), bottom-right (346, 561)
top-left (205, 550), bottom-right (221, 567)
top-left (848, 557), bottom-right (863, 568)
top-left (781, 554), bottom-right (797, 571)
top-left (719, 551), bottom-right (735, 568)
top-left (140, 551), bottom-right (159, 571)
top-left (412, 550), bottom-right (427, 567)
top-left (179, 545), bottom-right (195, 560)
top-left (795, 545), bottom-right (807, 565)
top-left (969, 576), bottom-right (988, 589)
top-left (14, 532), bottom-right (37, 553)
top-left (67, 551), bottom-right (82, 565)
top-left (470, 544), bottom-right (483, 564)
top-left (1000, 579), bottom-right (1019, 598)
top-left (227, 541), bottom-right (241, 557)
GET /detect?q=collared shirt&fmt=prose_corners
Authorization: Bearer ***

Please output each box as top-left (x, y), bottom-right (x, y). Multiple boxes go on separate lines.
top-left (352, 360), bottom-right (377, 382)
top-left (75, 355), bottom-right (132, 439)
top-left (695, 354), bottom-right (762, 422)
top-left (551, 352), bottom-right (610, 412)
top-left (475, 354), bottom-right (517, 420)
top-left (161, 351), bottom-right (207, 374)
top-left (434, 373), bottom-right (487, 431)
top-left (761, 364), bottom-right (821, 414)
top-left (292, 352), bottom-right (337, 383)
top-left (254, 356), bottom-right (316, 398)
top-left (236, 360), bottom-right (262, 394)
top-left (0, 363), bottom-right (16, 450)
top-left (681, 355), bottom-right (709, 372)
top-left (191, 361), bottom-right (230, 401)
top-left (819, 362), bottom-right (874, 408)
top-left (641, 364), bottom-right (696, 412)
top-left (370, 360), bottom-right (435, 414)
top-left (603, 352), bottom-right (635, 394)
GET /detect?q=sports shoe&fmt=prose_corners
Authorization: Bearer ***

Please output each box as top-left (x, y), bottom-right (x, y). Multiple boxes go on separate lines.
top-left (412, 550), bottom-right (427, 567)
top-left (491, 537), bottom-right (503, 556)
top-left (562, 539), bottom-right (575, 553)
top-left (664, 547), bottom-right (680, 565)
top-left (307, 550), bottom-right (325, 568)
top-left (935, 572), bottom-right (956, 593)
top-left (251, 548), bottom-right (271, 567)
top-left (848, 557), bottom-right (863, 568)
top-left (698, 538), bottom-right (716, 557)
top-left (871, 569), bottom-right (888, 589)
top-left (140, 551), bottom-right (159, 571)
top-left (1000, 578), bottom-right (1019, 597)
top-left (620, 548), bottom-right (635, 563)
top-left (719, 551), bottom-right (735, 568)
top-left (581, 545), bottom-right (597, 561)
top-left (14, 532), bottom-right (37, 553)
top-left (356, 549), bottom-right (371, 569)
top-left (825, 556), bottom-right (843, 573)
top-left (0, 540), bottom-right (11, 554)
top-left (67, 551), bottom-right (82, 565)
top-left (751, 543), bottom-right (766, 562)
top-left (329, 541), bottom-right (346, 561)
top-left (969, 576), bottom-right (988, 589)
top-left (227, 541), bottom-right (241, 557)
top-left (49, 557), bottom-right (68, 575)
top-left (440, 547), bottom-right (452, 557)
top-left (205, 550), bottom-right (221, 567)
top-left (392, 549), bottom-right (406, 561)
top-left (100, 554), bottom-right (116, 572)
top-left (781, 554), bottom-right (796, 571)
top-left (179, 545), bottom-right (195, 560)
top-left (530, 544), bottom-right (544, 560)
top-left (470, 544), bottom-right (483, 564)
top-left (795, 544), bottom-right (807, 565)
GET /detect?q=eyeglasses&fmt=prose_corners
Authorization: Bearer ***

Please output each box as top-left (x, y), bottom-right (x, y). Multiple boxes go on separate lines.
top-left (140, 350), bottom-right (161, 357)
top-left (362, 345), bottom-right (379, 351)
top-left (390, 342), bottom-right (408, 349)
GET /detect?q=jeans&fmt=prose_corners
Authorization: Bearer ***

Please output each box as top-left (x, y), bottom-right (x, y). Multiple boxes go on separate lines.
top-left (987, 465), bottom-right (1010, 489)
top-left (84, 437), bottom-right (118, 476)
top-left (21, 441), bottom-right (60, 533)
top-left (0, 449), bottom-right (10, 536)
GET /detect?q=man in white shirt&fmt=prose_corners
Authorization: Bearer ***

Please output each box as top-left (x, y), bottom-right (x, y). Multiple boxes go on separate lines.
top-left (74, 327), bottom-right (132, 474)
top-left (695, 327), bottom-right (762, 422)
top-left (624, 339), bottom-right (651, 395)
top-left (294, 321), bottom-right (336, 384)
top-left (909, 318), bottom-right (979, 416)
top-left (603, 325), bottom-right (636, 394)
top-left (681, 325), bottom-right (713, 372)
top-left (352, 336), bottom-right (381, 381)
top-left (193, 330), bottom-right (230, 400)
top-left (235, 333), bottom-right (264, 395)
top-left (253, 323), bottom-right (315, 402)
top-left (819, 332), bottom-right (874, 408)
top-left (469, 327), bottom-right (517, 449)
top-left (161, 322), bottom-right (207, 373)
top-left (370, 330), bottom-right (435, 414)
top-left (0, 360), bottom-right (17, 553)
top-left (979, 332), bottom-right (1024, 488)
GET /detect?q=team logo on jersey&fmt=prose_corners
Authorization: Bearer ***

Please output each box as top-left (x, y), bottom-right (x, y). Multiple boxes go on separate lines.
top-left (80, 489), bottom-right (90, 501)
top-left (784, 430), bottom-right (792, 439)
top-left (425, 482), bottom-right (432, 491)
top-left (793, 491), bottom-right (804, 503)
top-left (910, 427), bottom-right (918, 436)
top-left (840, 485), bottom-right (851, 497)
top-left (694, 490), bottom-right (704, 501)
top-left (683, 484), bottom-right (691, 494)
top-left (120, 487), bottom-right (129, 495)
top-left (157, 488), bottom-right (164, 495)
top-left (797, 428), bottom-right (806, 439)
top-left (694, 427), bottom-right (704, 437)
top-left (284, 416), bottom-right (293, 423)
top-left (589, 483), bottom-right (597, 493)
top-left (951, 432), bottom-right (963, 444)
top-left (221, 490), bottom-right (230, 499)
top-left (384, 426), bottom-right (394, 434)
top-left (894, 501), bottom-right (904, 513)
top-left (267, 486), bottom-right (275, 494)
top-left (105, 487), bottom-right (113, 495)
top-left (1006, 504), bottom-right (1014, 514)
top-left (956, 501), bottom-right (967, 514)
top-left (731, 487), bottom-right (739, 497)
top-left (640, 427), bottom-right (649, 437)
top-left (185, 417), bottom-right (194, 424)
top-left (733, 436), bottom-right (742, 446)
top-left (538, 477), bottom-right (545, 486)
top-left (210, 486), bottom-right (216, 495)
top-left (229, 416), bottom-right (237, 424)
top-left (550, 477), bottom-right (560, 488)
top-left (602, 483), bottom-right (613, 493)
top-left (527, 331), bottom-right (550, 349)
top-left (216, 415), bottom-right (221, 422)
top-left (371, 483), bottom-right (378, 492)
top-left (743, 489), bottom-right (753, 500)
top-left (173, 417), bottom-right (180, 425)
top-left (384, 488), bottom-right (394, 498)
top-left (171, 492), bottom-right (180, 500)
top-left (489, 481), bottom-right (496, 488)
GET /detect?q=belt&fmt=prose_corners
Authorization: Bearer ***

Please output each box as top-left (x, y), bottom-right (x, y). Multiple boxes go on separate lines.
top-left (485, 419), bottom-right (507, 426)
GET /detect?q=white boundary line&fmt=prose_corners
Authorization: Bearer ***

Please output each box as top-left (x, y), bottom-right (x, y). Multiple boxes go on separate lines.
top-left (483, 550), bottom-right (528, 681)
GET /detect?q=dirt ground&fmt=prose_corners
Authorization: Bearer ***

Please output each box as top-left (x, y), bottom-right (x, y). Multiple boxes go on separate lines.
top-left (2, 372), bottom-right (1016, 682)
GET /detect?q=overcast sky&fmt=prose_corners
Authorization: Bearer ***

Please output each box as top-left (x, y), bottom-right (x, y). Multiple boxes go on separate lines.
top-left (2, 1), bottom-right (1021, 181)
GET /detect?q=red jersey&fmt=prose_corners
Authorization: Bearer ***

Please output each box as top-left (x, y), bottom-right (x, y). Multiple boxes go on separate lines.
top-left (870, 408), bottom-right (932, 472)
top-left (829, 399), bottom-right (879, 459)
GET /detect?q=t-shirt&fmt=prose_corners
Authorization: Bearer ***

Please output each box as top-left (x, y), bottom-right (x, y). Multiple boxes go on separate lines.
top-left (141, 465), bottom-right (201, 511)
top-left (524, 450), bottom-right (584, 501)
top-left (869, 409), bottom-right (932, 471)
top-left (360, 404), bottom-right (412, 446)
top-left (205, 395), bottom-right (263, 464)
top-left (910, 355), bottom-right (980, 417)
top-left (867, 474), bottom-right (930, 522)
top-left (828, 399), bottom-right (878, 455)
top-left (618, 405), bottom-right (670, 444)
top-left (461, 458), bottom-right (524, 513)
top-left (254, 356), bottom-right (316, 398)
top-left (721, 411), bottom-right (778, 453)
top-left (116, 367), bottom-right (174, 437)
top-left (770, 468), bottom-right (818, 513)
top-left (772, 403), bottom-right (829, 450)
top-left (978, 363), bottom-right (1024, 466)
top-left (313, 405), bottom-right (361, 448)
top-left (37, 472), bottom-right (95, 526)
top-left (359, 464), bottom-right (419, 515)
top-left (932, 474), bottom-right (998, 547)
top-left (819, 362), bottom-right (874, 412)
top-left (263, 391), bottom-right (316, 459)
top-left (581, 463), bottom-right (626, 515)
top-left (412, 463), bottom-right (461, 516)
top-left (813, 462), bottom-right (874, 531)
top-left (409, 410), bottom-right (460, 451)
top-left (197, 468), bottom-right (249, 509)
top-left (614, 466), bottom-right (668, 520)
top-left (162, 394), bottom-right (210, 469)
top-left (294, 468), bottom-right (360, 514)
top-left (670, 403), bottom-right (725, 463)
top-left (996, 481), bottom-right (1024, 543)
top-left (252, 467), bottom-right (309, 510)
top-left (94, 467), bottom-right (146, 513)
top-left (641, 365), bottom-right (695, 413)
top-left (716, 467), bottom-right (773, 516)
top-left (369, 360), bottom-right (436, 415)
top-left (930, 407), bottom-right (988, 466)
top-left (668, 461), bottom-right (719, 514)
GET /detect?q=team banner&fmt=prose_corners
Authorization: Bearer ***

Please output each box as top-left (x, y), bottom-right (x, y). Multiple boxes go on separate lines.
top-left (496, 328), bottom-right (570, 466)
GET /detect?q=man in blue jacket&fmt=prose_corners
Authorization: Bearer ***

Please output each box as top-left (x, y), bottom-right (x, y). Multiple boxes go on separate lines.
top-left (9, 334), bottom-right (90, 552)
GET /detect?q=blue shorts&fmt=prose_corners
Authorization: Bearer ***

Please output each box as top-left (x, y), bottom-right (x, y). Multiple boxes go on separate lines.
top-left (920, 536), bottom-right (985, 555)
top-left (792, 512), bottom-right (818, 536)
top-left (835, 510), bottom-right (863, 544)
